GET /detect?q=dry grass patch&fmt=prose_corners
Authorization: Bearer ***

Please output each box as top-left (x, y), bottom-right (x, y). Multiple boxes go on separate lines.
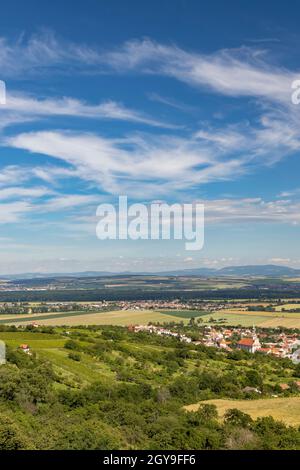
top-left (185, 397), bottom-right (300, 427)
top-left (8, 309), bottom-right (188, 326)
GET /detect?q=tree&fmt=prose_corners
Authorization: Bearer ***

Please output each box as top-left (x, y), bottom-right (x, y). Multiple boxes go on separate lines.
top-left (0, 414), bottom-right (34, 450)
top-left (224, 409), bottom-right (253, 428)
top-left (64, 339), bottom-right (81, 351)
top-left (244, 370), bottom-right (263, 388)
top-left (293, 363), bottom-right (300, 377)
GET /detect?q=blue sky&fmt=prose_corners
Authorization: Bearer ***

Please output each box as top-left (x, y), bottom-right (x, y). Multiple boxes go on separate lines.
top-left (0, 0), bottom-right (300, 273)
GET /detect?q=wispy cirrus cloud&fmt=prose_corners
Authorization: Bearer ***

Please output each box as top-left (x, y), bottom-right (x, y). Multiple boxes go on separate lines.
top-left (1, 33), bottom-right (299, 186)
top-left (7, 129), bottom-right (246, 196)
top-left (204, 197), bottom-right (300, 225)
top-left (6, 106), bottom-right (300, 198)
top-left (0, 31), bottom-right (102, 78)
top-left (2, 32), bottom-right (300, 219)
top-left (103, 39), bottom-right (298, 104)
top-left (0, 31), bottom-right (296, 106)
top-left (0, 92), bottom-right (176, 129)
top-left (0, 186), bottom-right (99, 225)
top-left (147, 92), bottom-right (197, 113)
top-left (0, 186), bottom-right (51, 200)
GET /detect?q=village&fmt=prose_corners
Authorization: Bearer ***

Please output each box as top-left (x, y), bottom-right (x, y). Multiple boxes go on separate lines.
top-left (129, 323), bottom-right (300, 363)
top-left (0, 299), bottom-right (228, 315)
top-left (117, 299), bottom-right (226, 311)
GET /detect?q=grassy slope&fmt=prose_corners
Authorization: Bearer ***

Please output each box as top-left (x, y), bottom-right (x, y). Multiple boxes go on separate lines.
top-left (1, 329), bottom-right (300, 428)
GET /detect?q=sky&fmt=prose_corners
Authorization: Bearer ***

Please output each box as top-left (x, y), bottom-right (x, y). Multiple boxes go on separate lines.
top-left (0, 0), bottom-right (300, 273)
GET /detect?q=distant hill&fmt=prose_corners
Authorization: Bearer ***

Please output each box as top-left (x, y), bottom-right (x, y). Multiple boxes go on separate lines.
top-left (218, 264), bottom-right (300, 276)
top-left (1, 264), bottom-right (300, 281)
top-left (160, 265), bottom-right (300, 277)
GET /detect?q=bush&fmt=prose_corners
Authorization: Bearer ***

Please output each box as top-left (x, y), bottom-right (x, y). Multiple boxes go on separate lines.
top-left (68, 352), bottom-right (81, 361)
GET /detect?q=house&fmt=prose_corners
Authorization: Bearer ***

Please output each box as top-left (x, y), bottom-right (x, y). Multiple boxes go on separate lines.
top-left (292, 348), bottom-right (300, 364)
top-left (223, 329), bottom-right (233, 338)
top-left (279, 383), bottom-right (290, 391)
top-left (19, 344), bottom-right (31, 354)
top-left (242, 386), bottom-right (261, 394)
top-left (218, 338), bottom-right (229, 349)
top-left (180, 335), bottom-right (192, 343)
top-left (236, 336), bottom-right (261, 353)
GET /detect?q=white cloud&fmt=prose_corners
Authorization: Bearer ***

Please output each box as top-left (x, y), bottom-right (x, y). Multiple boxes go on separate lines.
top-left (1, 33), bottom-right (299, 199)
top-left (7, 109), bottom-right (300, 198)
top-left (0, 166), bottom-right (30, 186)
top-left (0, 32), bottom-right (296, 106)
top-left (7, 129), bottom-right (247, 196)
top-left (0, 186), bottom-right (50, 200)
top-left (0, 201), bottom-right (32, 223)
top-left (2, 32), bottom-right (300, 229)
top-left (0, 31), bottom-right (101, 78)
top-left (204, 197), bottom-right (300, 225)
top-left (0, 92), bottom-right (175, 129)
top-left (41, 194), bottom-right (98, 212)
top-left (103, 39), bottom-right (297, 104)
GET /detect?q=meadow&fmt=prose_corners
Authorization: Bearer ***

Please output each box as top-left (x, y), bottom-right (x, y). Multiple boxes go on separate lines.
top-left (185, 397), bottom-right (300, 427)
top-left (0, 331), bottom-right (66, 349)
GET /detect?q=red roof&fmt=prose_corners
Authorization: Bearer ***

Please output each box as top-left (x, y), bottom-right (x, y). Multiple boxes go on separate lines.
top-left (279, 383), bottom-right (290, 390)
top-left (237, 338), bottom-right (254, 346)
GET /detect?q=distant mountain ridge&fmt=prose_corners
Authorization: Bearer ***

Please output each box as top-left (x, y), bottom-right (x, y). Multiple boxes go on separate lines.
top-left (1, 264), bottom-right (300, 280)
top-left (159, 264), bottom-right (300, 277)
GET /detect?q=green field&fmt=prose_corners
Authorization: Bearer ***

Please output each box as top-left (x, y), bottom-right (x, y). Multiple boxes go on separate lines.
top-left (0, 331), bottom-right (66, 349)
top-left (158, 309), bottom-right (209, 319)
top-left (0, 309), bottom-right (192, 326)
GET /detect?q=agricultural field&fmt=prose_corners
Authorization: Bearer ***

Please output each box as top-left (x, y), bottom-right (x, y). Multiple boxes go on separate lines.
top-left (274, 303), bottom-right (300, 311)
top-left (0, 310), bottom-right (102, 323)
top-left (204, 309), bottom-right (300, 328)
top-left (1, 303), bottom-right (300, 328)
top-left (1, 309), bottom-right (191, 326)
top-left (158, 309), bottom-right (209, 319)
top-left (185, 397), bottom-right (300, 427)
top-left (259, 317), bottom-right (300, 328)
